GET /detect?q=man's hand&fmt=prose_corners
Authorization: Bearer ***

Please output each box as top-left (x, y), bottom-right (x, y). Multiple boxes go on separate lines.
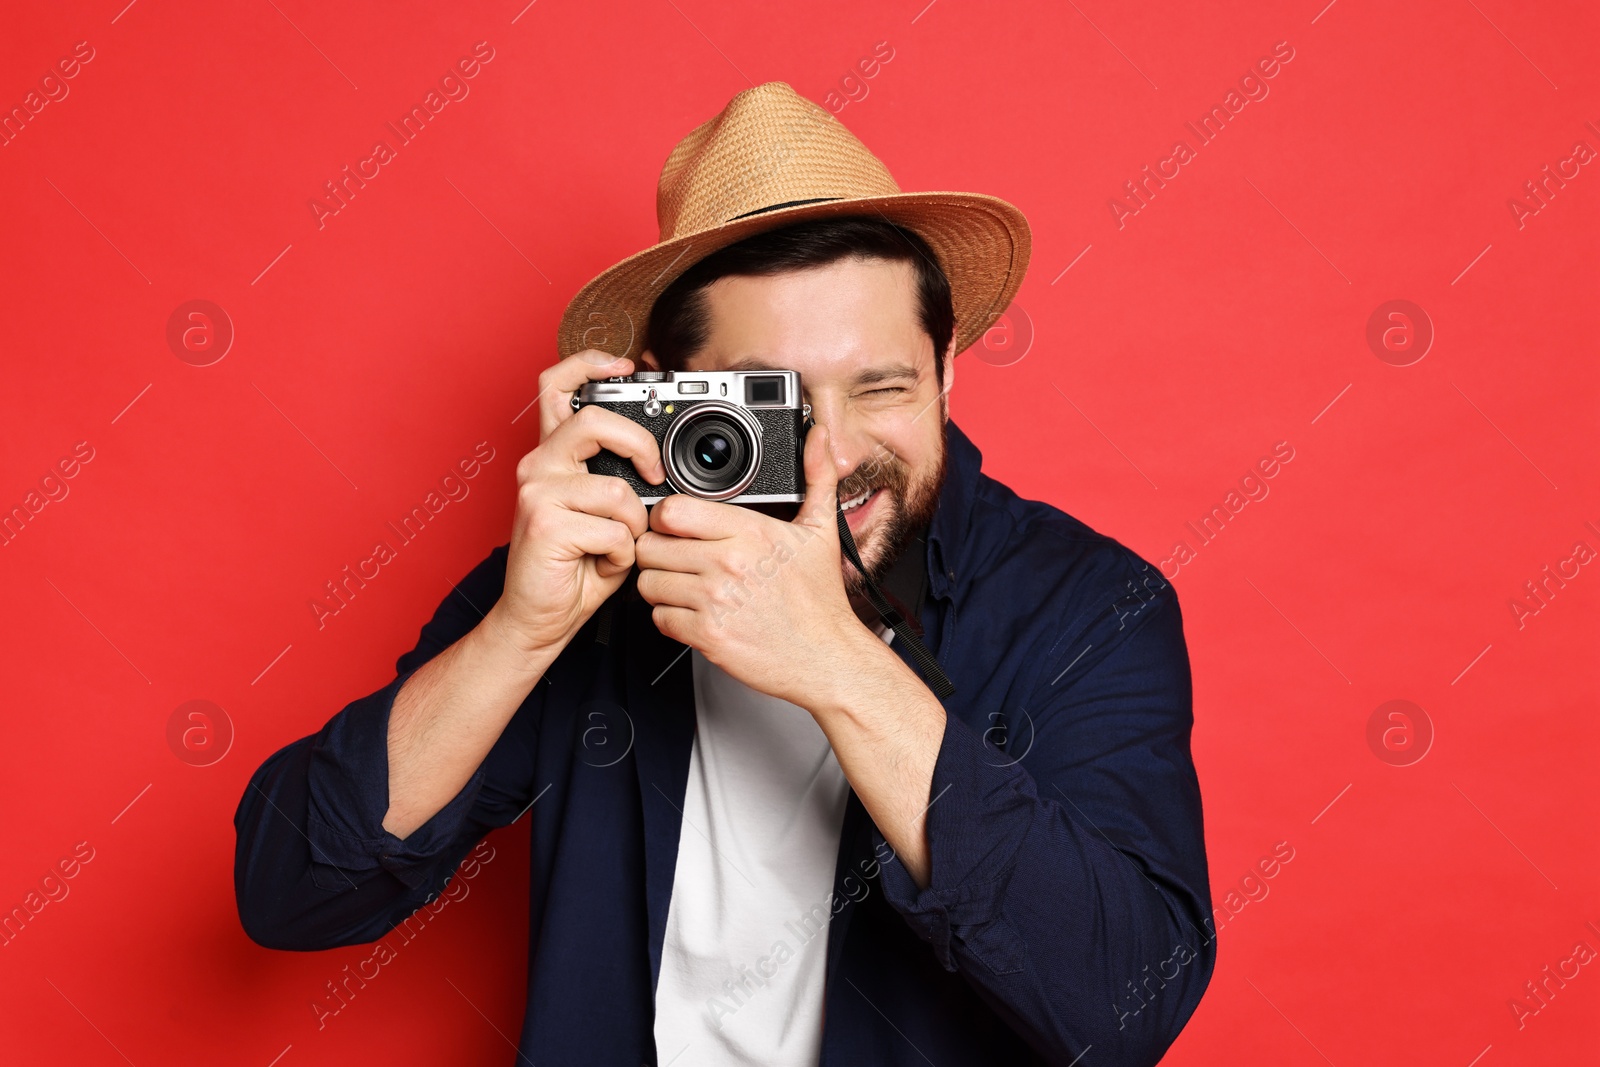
top-left (635, 424), bottom-right (868, 707)
top-left (492, 349), bottom-right (666, 654)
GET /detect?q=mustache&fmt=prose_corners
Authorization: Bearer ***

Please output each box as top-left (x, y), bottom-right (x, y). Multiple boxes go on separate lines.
top-left (837, 447), bottom-right (909, 502)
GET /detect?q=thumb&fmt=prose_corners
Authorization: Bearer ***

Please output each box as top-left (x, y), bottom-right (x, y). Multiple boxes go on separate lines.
top-left (796, 422), bottom-right (840, 530)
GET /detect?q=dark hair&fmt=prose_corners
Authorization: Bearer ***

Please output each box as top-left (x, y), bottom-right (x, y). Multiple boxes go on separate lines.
top-left (645, 215), bottom-right (954, 386)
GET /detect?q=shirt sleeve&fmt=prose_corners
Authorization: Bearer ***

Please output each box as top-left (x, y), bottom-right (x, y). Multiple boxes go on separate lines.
top-left (233, 545), bottom-right (539, 951)
top-left (873, 558), bottom-right (1214, 1067)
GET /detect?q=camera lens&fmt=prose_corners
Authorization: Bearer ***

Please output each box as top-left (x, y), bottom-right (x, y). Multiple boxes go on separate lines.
top-left (673, 416), bottom-right (747, 493)
top-left (693, 432), bottom-right (732, 471)
top-left (664, 404), bottom-right (762, 500)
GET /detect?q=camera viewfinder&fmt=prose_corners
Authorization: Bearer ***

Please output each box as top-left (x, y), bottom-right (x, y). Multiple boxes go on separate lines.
top-left (744, 376), bottom-right (784, 405)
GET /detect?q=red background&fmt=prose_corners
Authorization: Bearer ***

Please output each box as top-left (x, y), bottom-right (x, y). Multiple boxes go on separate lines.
top-left (2, 0), bottom-right (1596, 1063)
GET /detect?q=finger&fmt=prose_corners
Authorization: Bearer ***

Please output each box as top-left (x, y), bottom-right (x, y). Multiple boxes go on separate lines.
top-left (795, 422), bottom-right (840, 529)
top-left (542, 510), bottom-right (637, 574)
top-left (554, 473), bottom-right (650, 540)
top-left (546, 404), bottom-right (666, 484)
top-left (648, 494), bottom-right (750, 540)
top-left (635, 530), bottom-right (711, 574)
top-left (537, 350), bottom-right (635, 441)
top-left (651, 604), bottom-right (699, 646)
top-left (635, 567), bottom-right (704, 609)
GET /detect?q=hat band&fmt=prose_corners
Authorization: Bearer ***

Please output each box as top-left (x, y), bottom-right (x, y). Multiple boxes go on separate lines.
top-left (725, 196), bottom-right (842, 223)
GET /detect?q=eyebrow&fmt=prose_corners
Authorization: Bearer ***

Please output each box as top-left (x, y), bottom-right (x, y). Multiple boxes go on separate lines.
top-left (852, 362), bottom-right (920, 386)
top-left (718, 356), bottom-right (921, 386)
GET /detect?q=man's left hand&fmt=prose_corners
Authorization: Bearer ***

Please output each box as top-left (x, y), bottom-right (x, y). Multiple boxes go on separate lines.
top-left (635, 424), bottom-right (874, 708)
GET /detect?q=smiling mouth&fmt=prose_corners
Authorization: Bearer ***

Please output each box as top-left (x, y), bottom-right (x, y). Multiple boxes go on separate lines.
top-left (840, 487), bottom-right (877, 513)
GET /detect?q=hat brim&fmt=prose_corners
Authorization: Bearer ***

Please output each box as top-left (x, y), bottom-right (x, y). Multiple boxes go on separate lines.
top-left (556, 192), bottom-right (1031, 363)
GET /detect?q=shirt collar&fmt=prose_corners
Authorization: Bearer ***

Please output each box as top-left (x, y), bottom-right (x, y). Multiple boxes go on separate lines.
top-left (924, 418), bottom-right (982, 601)
top-left (880, 525), bottom-right (930, 626)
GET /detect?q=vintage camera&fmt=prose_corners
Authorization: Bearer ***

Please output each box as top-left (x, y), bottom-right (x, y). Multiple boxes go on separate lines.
top-left (572, 370), bottom-right (810, 504)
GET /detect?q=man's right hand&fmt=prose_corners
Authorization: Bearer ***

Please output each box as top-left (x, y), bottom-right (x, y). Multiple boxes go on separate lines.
top-left (490, 349), bottom-right (666, 654)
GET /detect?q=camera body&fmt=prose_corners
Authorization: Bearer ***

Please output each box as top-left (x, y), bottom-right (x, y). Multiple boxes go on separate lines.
top-left (572, 370), bottom-right (810, 504)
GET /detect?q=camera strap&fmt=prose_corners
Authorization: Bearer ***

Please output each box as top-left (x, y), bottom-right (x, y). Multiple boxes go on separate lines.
top-left (835, 504), bottom-right (955, 700)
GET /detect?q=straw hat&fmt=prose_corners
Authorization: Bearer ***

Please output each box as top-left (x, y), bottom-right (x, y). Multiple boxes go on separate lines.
top-left (556, 81), bottom-right (1031, 363)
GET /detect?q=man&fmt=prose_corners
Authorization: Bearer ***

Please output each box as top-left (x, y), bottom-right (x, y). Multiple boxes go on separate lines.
top-left (234, 81), bottom-right (1214, 1066)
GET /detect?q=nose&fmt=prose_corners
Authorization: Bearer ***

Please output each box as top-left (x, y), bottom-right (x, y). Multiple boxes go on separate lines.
top-left (805, 393), bottom-right (863, 480)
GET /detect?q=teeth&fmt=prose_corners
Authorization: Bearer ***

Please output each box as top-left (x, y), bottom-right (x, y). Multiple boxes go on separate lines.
top-left (841, 488), bottom-right (873, 512)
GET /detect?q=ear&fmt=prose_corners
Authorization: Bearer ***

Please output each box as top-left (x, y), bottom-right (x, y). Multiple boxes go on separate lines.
top-left (939, 339), bottom-right (956, 420)
top-left (639, 349), bottom-right (661, 371)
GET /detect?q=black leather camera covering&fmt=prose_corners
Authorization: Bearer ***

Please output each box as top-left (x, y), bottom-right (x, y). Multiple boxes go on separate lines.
top-left (579, 399), bottom-right (807, 501)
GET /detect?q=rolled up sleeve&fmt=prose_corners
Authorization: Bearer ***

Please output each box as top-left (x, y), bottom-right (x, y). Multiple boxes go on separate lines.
top-left (303, 665), bottom-right (498, 891)
top-left (874, 574), bottom-right (1214, 1067)
top-left (234, 546), bottom-right (537, 949)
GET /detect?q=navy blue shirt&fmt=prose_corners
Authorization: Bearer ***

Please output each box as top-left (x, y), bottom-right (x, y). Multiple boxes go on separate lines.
top-left (234, 420), bottom-right (1215, 1065)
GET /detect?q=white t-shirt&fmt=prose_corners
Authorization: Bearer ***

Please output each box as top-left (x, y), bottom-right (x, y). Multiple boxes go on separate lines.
top-left (652, 632), bottom-right (889, 1067)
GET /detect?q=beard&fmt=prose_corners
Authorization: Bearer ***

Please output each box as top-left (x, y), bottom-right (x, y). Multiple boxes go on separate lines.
top-left (836, 420), bottom-right (949, 601)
